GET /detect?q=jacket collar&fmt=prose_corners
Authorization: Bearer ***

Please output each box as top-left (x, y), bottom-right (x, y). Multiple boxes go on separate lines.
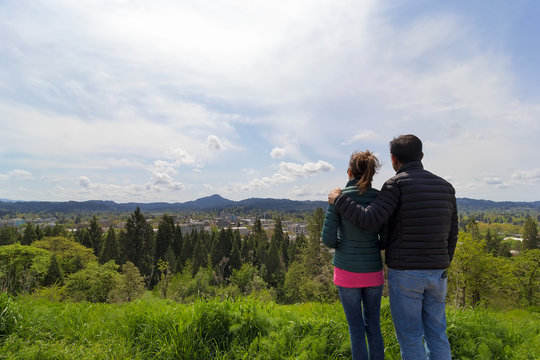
top-left (346, 178), bottom-right (360, 187)
top-left (396, 161), bottom-right (423, 174)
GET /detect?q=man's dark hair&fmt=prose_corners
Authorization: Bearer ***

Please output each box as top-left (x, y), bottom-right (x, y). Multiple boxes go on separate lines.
top-left (390, 134), bottom-right (423, 163)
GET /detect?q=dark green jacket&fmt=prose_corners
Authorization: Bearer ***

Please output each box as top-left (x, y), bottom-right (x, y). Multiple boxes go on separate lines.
top-left (321, 180), bottom-right (383, 273)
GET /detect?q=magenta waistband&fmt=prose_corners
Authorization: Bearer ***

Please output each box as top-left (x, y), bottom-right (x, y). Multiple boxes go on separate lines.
top-left (334, 267), bottom-right (384, 288)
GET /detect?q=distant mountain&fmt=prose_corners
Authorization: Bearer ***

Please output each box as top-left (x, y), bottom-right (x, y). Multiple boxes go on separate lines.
top-left (0, 195), bottom-right (538, 215)
top-left (0, 194), bottom-right (328, 214)
top-left (456, 198), bottom-right (540, 212)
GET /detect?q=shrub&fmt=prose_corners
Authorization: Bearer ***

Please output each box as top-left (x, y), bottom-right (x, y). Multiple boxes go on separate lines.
top-left (64, 261), bottom-right (120, 302)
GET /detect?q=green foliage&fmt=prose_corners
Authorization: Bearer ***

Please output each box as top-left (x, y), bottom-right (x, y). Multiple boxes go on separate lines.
top-left (121, 207), bottom-right (155, 283)
top-left (63, 261), bottom-right (120, 302)
top-left (100, 226), bottom-right (119, 264)
top-left (229, 263), bottom-right (267, 296)
top-left (282, 208), bottom-right (335, 303)
top-left (0, 225), bottom-right (19, 246)
top-left (32, 236), bottom-right (97, 276)
top-left (42, 254), bottom-right (62, 286)
top-left (523, 216), bottom-right (539, 250)
top-left (448, 232), bottom-right (540, 308)
top-left (0, 292), bottom-right (21, 342)
top-left (21, 223), bottom-right (37, 246)
top-left (511, 249), bottom-right (540, 307)
top-left (0, 244), bottom-right (50, 295)
top-left (87, 215), bottom-right (104, 256)
top-left (109, 261), bottom-right (146, 303)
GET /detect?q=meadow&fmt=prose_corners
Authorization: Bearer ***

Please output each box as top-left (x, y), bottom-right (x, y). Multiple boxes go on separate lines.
top-left (1, 292), bottom-right (538, 360)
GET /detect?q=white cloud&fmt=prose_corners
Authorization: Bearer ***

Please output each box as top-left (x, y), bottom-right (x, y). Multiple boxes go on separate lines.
top-left (512, 169), bottom-right (540, 183)
top-left (225, 160), bottom-right (335, 193)
top-left (278, 161), bottom-right (334, 179)
top-left (270, 147), bottom-right (287, 159)
top-left (207, 135), bottom-right (224, 151)
top-left (342, 130), bottom-right (378, 145)
top-left (79, 176), bottom-right (91, 188)
top-left (9, 169), bottom-right (35, 180)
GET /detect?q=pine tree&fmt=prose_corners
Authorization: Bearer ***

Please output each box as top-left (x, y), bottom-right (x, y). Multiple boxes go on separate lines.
top-left (523, 216), bottom-right (539, 250)
top-left (485, 228), bottom-right (500, 255)
top-left (266, 237), bottom-right (284, 287)
top-left (35, 225), bottom-right (44, 240)
top-left (100, 227), bottom-right (119, 264)
top-left (172, 224), bottom-right (184, 258)
top-left (155, 215), bottom-right (175, 261)
top-left (21, 223), bottom-right (37, 245)
top-left (191, 231), bottom-right (207, 275)
top-left (121, 207), bottom-right (156, 284)
top-left (80, 228), bottom-right (93, 250)
top-left (88, 216), bottom-right (104, 257)
top-left (179, 230), bottom-right (195, 269)
top-left (229, 235), bottom-right (242, 273)
top-left (43, 254), bottom-right (63, 286)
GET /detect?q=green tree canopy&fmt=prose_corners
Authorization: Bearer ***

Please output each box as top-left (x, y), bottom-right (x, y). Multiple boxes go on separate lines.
top-left (32, 236), bottom-right (96, 276)
top-left (0, 244), bottom-right (50, 295)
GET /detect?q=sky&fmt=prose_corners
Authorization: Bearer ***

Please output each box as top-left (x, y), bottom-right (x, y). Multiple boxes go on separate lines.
top-left (1, 0), bottom-right (539, 203)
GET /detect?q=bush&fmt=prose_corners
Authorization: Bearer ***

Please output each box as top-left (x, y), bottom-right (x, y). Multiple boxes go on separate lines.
top-left (63, 261), bottom-right (120, 302)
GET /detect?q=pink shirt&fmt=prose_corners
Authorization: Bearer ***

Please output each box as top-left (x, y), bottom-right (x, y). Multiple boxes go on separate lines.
top-left (334, 267), bottom-right (384, 288)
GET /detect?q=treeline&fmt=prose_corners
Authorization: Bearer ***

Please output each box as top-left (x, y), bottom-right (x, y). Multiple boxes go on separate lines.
top-left (0, 208), bottom-right (538, 308)
top-left (0, 207), bottom-right (334, 304)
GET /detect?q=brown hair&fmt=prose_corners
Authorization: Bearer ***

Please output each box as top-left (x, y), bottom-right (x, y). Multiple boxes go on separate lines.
top-left (348, 150), bottom-right (380, 194)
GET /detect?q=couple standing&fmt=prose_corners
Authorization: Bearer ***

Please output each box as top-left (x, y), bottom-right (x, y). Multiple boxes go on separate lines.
top-left (322, 134), bottom-right (458, 360)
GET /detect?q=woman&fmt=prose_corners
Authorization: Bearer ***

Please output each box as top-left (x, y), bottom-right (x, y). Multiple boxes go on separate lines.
top-left (322, 150), bottom-right (384, 360)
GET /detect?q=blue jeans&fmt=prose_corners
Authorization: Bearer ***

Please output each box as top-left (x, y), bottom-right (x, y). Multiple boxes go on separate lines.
top-left (338, 285), bottom-right (384, 360)
top-left (388, 269), bottom-right (451, 360)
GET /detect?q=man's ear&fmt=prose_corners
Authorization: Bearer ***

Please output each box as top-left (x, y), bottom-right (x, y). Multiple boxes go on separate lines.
top-left (420, 152), bottom-right (424, 161)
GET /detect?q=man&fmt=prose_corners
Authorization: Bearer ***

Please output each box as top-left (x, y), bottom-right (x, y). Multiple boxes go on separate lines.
top-left (328, 134), bottom-right (458, 360)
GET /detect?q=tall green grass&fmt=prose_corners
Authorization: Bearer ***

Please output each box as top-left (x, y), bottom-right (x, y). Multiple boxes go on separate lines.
top-left (0, 293), bottom-right (538, 359)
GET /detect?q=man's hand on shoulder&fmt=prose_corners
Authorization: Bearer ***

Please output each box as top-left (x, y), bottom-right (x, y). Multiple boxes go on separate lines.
top-left (328, 188), bottom-right (342, 205)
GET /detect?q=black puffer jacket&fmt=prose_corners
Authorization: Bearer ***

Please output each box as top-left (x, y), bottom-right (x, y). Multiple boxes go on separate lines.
top-left (333, 161), bottom-right (458, 270)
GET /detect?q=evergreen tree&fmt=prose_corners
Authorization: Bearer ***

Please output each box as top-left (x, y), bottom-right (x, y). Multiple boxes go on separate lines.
top-left (179, 230), bottom-right (195, 269)
top-left (281, 234), bottom-right (291, 269)
top-left (240, 234), bottom-right (253, 264)
top-left (265, 237), bottom-right (284, 287)
top-left (467, 217), bottom-right (481, 241)
top-left (211, 228), bottom-right (233, 268)
top-left (43, 254), bottom-right (63, 286)
top-left (88, 216), bottom-right (104, 257)
top-left (290, 233), bottom-right (306, 262)
top-left (35, 225), bottom-right (44, 240)
top-left (0, 225), bottom-right (19, 245)
top-left (523, 216), bottom-right (539, 250)
top-left (80, 228), bottom-right (93, 250)
top-left (121, 207), bottom-right (156, 286)
top-left (485, 228), bottom-right (500, 255)
top-left (155, 215), bottom-right (175, 261)
top-left (100, 227), bottom-right (119, 264)
top-left (21, 223), bottom-right (37, 245)
top-left (229, 235), bottom-right (242, 273)
top-left (272, 218), bottom-right (284, 249)
top-left (191, 231), bottom-right (207, 275)
top-left (172, 224), bottom-right (184, 258)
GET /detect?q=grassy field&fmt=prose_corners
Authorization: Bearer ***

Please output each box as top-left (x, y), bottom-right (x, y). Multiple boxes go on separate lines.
top-left (1, 292), bottom-right (538, 359)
